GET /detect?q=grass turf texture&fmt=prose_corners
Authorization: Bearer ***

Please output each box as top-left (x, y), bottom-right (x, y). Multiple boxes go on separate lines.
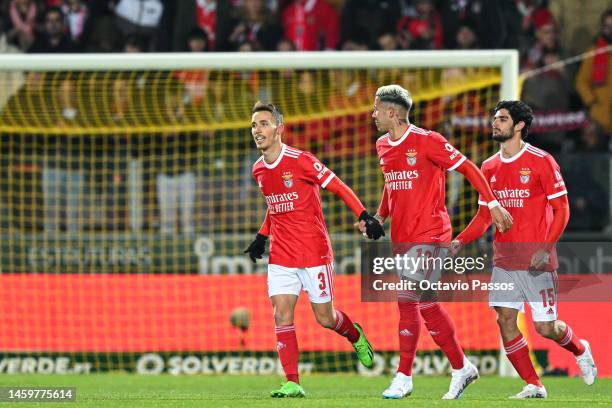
top-left (1, 374), bottom-right (610, 407)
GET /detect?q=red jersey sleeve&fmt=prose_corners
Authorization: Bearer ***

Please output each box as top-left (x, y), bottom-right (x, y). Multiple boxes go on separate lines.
top-left (426, 131), bottom-right (466, 171)
top-left (297, 151), bottom-right (336, 188)
top-left (477, 165), bottom-right (490, 206)
top-left (540, 154), bottom-right (568, 201)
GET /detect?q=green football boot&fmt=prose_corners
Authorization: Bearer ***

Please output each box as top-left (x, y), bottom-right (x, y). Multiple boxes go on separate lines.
top-left (352, 323), bottom-right (374, 368)
top-left (270, 381), bottom-right (305, 398)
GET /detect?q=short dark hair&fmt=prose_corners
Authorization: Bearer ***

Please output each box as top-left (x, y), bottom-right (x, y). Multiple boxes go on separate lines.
top-left (252, 101), bottom-right (284, 125)
top-left (493, 100), bottom-right (534, 139)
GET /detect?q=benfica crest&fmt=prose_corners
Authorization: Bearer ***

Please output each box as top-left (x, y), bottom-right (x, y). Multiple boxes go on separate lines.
top-left (282, 171), bottom-right (294, 188)
top-left (519, 168), bottom-right (531, 184)
top-left (406, 150), bottom-right (417, 166)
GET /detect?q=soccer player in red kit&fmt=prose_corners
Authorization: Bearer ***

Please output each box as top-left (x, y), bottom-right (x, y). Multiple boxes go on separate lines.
top-left (244, 101), bottom-right (384, 398)
top-left (362, 85), bottom-right (513, 400)
top-left (453, 100), bottom-right (596, 398)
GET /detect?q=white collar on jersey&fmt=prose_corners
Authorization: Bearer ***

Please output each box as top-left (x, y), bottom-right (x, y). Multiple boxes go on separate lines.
top-left (387, 124), bottom-right (414, 146)
top-left (262, 143), bottom-right (286, 169)
top-left (499, 142), bottom-right (529, 163)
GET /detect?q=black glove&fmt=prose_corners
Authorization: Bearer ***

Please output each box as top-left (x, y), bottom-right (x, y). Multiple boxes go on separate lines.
top-left (243, 233), bottom-right (268, 263)
top-left (359, 211), bottom-right (385, 240)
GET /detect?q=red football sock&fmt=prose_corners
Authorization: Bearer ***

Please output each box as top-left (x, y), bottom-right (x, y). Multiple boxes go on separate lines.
top-left (419, 301), bottom-right (465, 370)
top-left (275, 325), bottom-right (299, 384)
top-left (398, 300), bottom-right (421, 375)
top-left (557, 324), bottom-right (586, 356)
top-left (504, 334), bottom-right (542, 386)
top-left (332, 309), bottom-right (360, 343)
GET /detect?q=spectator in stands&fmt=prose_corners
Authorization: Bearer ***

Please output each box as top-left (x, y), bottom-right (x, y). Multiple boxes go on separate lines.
top-left (438, 0), bottom-right (482, 49)
top-left (4, 0), bottom-right (37, 51)
top-left (550, 0), bottom-right (612, 58)
top-left (396, 0), bottom-right (443, 50)
top-left (454, 22), bottom-right (479, 49)
top-left (82, 2), bottom-right (122, 52)
top-left (282, 0), bottom-right (339, 51)
top-left (112, 0), bottom-right (164, 50)
top-left (576, 120), bottom-right (609, 152)
top-left (226, 0), bottom-right (281, 51)
top-left (194, 0), bottom-right (217, 49)
top-left (61, 0), bottom-right (93, 48)
top-left (340, 0), bottom-right (400, 51)
top-left (376, 30), bottom-right (400, 51)
top-left (521, 8), bottom-right (560, 71)
top-left (29, 6), bottom-right (80, 53)
top-left (522, 50), bottom-right (573, 152)
top-left (576, 8), bottom-right (612, 133)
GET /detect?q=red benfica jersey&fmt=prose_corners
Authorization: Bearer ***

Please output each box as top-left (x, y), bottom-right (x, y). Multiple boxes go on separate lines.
top-left (376, 124), bottom-right (466, 244)
top-left (478, 143), bottom-right (568, 271)
top-left (253, 144), bottom-right (336, 268)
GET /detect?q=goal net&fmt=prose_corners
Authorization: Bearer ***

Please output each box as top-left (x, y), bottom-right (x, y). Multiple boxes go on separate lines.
top-left (0, 51), bottom-right (517, 375)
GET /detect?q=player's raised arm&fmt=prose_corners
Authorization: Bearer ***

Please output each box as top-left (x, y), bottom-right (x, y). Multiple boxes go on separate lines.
top-left (244, 210), bottom-right (270, 263)
top-left (454, 159), bottom-right (513, 233)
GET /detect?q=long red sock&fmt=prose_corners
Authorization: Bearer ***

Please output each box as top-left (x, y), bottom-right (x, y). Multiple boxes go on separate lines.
top-left (276, 325), bottom-right (299, 383)
top-left (504, 334), bottom-right (542, 386)
top-left (398, 300), bottom-right (421, 375)
top-left (332, 309), bottom-right (360, 343)
top-left (419, 301), bottom-right (465, 369)
top-left (557, 324), bottom-right (586, 356)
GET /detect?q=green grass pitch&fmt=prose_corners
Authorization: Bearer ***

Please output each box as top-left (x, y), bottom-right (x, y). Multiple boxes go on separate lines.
top-left (1, 374), bottom-right (610, 407)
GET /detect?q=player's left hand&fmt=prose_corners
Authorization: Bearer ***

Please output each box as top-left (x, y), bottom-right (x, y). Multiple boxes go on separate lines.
top-left (490, 205), bottom-right (513, 233)
top-left (243, 233), bottom-right (268, 263)
top-left (358, 211), bottom-right (385, 240)
top-left (530, 249), bottom-right (550, 270)
top-left (449, 239), bottom-right (462, 257)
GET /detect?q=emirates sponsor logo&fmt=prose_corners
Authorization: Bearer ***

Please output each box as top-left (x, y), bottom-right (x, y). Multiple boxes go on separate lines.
top-left (493, 187), bottom-right (531, 199)
top-left (493, 187), bottom-right (530, 208)
top-left (264, 192), bottom-right (299, 205)
top-left (383, 170), bottom-right (419, 182)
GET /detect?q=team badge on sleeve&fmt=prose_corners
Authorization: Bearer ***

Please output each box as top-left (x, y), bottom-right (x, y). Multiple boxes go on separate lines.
top-left (519, 168), bottom-right (531, 184)
top-left (282, 171), bottom-right (294, 188)
top-left (406, 150), bottom-right (417, 166)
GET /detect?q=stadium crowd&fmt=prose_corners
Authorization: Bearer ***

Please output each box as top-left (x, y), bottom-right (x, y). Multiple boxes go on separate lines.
top-left (0, 0), bottom-right (610, 234)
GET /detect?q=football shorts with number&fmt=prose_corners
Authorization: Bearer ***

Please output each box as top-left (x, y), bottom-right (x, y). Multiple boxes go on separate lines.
top-left (268, 263), bottom-right (334, 303)
top-left (489, 267), bottom-right (558, 321)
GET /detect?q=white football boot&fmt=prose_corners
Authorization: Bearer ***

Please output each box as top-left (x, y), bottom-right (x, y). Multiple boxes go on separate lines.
top-left (382, 372), bottom-right (413, 399)
top-left (510, 384), bottom-right (548, 399)
top-left (442, 357), bottom-right (479, 399)
top-left (576, 339), bottom-right (597, 385)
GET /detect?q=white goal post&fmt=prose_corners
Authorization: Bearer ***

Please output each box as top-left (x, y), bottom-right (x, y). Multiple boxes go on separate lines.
top-left (1, 50), bottom-right (519, 101)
